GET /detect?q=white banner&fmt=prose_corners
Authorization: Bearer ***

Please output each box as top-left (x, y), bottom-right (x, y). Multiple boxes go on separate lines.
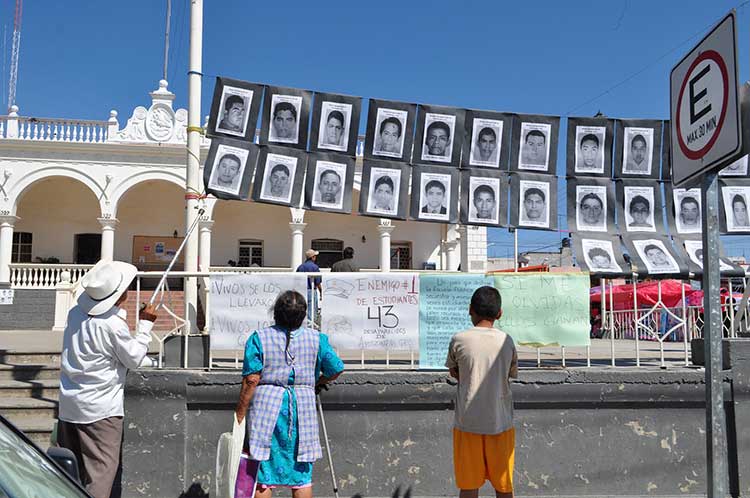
top-left (209, 273), bottom-right (308, 351)
top-left (321, 273), bottom-right (420, 350)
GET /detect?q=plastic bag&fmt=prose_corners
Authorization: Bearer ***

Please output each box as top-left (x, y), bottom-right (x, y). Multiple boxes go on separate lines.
top-left (215, 413), bottom-right (246, 498)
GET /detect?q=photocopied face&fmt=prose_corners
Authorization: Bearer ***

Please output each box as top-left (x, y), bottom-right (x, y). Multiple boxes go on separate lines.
top-left (313, 161), bottom-right (346, 209)
top-left (581, 239), bottom-right (621, 273)
top-left (217, 87), bottom-right (253, 136)
top-left (260, 153), bottom-right (297, 203)
top-left (422, 113), bottom-right (455, 162)
top-left (684, 239), bottom-right (735, 272)
top-left (519, 180), bottom-right (549, 228)
top-left (634, 239), bottom-right (679, 274)
top-left (207, 144), bottom-right (249, 195)
top-left (367, 168), bottom-right (401, 214)
top-left (419, 173), bottom-right (451, 220)
top-left (623, 127), bottom-right (653, 175)
top-left (722, 187), bottom-right (750, 231)
top-left (468, 177), bottom-right (500, 223)
top-left (575, 126), bottom-right (605, 174)
top-left (624, 187), bottom-right (655, 232)
top-left (318, 101), bottom-right (352, 152)
top-left (519, 122), bottom-right (551, 170)
top-left (374, 108), bottom-right (407, 158)
top-left (269, 94), bottom-right (302, 144)
top-left (576, 186), bottom-right (607, 232)
top-left (469, 119), bottom-right (502, 167)
top-left (674, 189), bottom-right (701, 234)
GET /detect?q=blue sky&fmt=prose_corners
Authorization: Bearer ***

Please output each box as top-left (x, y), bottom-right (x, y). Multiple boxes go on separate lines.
top-left (6, 0), bottom-right (750, 258)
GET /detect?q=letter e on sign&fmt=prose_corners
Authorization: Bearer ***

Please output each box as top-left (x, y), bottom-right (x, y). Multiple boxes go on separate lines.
top-left (670, 11), bottom-right (741, 186)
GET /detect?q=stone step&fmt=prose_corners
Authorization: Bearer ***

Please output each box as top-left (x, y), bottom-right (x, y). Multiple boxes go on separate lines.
top-left (0, 379), bottom-right (60, 400)
top-left (9, 415), bottom-right (56, 450)
top-left (0, 364), bottom-right (60, 381)
top-left (0, 350), bottom-right (61, 367)
top-left (0, 397), bottom-right (58, 421)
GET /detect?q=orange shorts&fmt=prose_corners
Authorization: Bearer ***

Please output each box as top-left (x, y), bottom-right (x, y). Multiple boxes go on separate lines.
top-left (452, 427), bottom-right (515, 492)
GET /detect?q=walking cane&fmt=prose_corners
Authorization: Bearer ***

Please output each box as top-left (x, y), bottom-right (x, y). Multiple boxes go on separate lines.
top-left (316, 393), bottom-right (339, 498)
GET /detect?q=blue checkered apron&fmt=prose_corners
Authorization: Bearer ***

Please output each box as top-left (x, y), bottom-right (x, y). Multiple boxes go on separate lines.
top-left (247, 326), bottom-right (322, 462)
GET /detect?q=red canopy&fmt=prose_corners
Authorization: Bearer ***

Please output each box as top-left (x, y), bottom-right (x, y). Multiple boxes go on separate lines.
top-left (590, 280), bottom-right (698, 310)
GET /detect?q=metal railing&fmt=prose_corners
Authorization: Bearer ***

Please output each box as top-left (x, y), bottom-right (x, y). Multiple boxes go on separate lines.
top-left (130, 271), bottom-right (750, 371)
top-left (10, 263), bottom-right (94, 288)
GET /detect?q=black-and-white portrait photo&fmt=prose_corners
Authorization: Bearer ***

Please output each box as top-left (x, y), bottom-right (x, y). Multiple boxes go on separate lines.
top-left (581, 239), bottom-right (622, 273)
top-left (468, 177), bottom-right (500, 224)
top-left (311, 160), bottom-right (347, 210)
top-left (574, 126), bottom-right (606, 174)
top-left (673, 188), bottom-right (702, 234)
top-left (268, 94), bottom-right (303, 144)
top-left (683, 239), bottom-right (735, 272)
top-left (633, 239), bottom-right (680, 274)
top-left (519, 122), bottom-right (551, 171)
top-left (622, 127), bottom-right (653, 175)
top-left (720, 154), bottom-right (749, 177)
top-left (373, 108), bottom-right (408, 159)
top-left (206, 144), bottom-right (250, 195)
top-left (576, 185), bottom-right (607, 232)
top-left (468, 118), bottom-right (502, 168)
top-left (519, 180), bottom-right (550, 228)
top-left (215, 86), bottom-right (254, 137)
top-left (317, 101), bottom-right (352, 152)
top-left (421, 113), bottom-right (455, 163)
top-left (623, 186), bottom-right (655, 232)
top-left (366, 168), bottom-right (401, 215)
top-left (419, 173), bottom-right (451, 221)
top-left (722, 186), bottom-right (750, 232)
top-left (259, 153), bottom-right (297, 204)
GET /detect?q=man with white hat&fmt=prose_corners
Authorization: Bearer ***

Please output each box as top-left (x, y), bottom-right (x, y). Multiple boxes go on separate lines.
top-left (57, 260), bottom-right (158, 498)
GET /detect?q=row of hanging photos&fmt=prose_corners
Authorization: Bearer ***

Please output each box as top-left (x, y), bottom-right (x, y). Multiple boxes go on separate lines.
top-left (202, 77), bottom-right (750, 276)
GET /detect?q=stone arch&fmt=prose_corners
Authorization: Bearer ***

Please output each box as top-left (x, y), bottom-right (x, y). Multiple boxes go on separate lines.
top-left (109, 170), bottom-right (185, 217)
top-left (8, 166), bottom-right (104, 216)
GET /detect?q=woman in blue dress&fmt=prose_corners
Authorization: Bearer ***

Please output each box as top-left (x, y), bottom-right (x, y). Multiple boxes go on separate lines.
top-left (235, 290), bottom-right (344, 498)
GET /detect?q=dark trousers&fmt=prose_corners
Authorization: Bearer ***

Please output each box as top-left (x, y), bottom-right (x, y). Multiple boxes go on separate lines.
top-left (58, 416), bottom-right (124, 498)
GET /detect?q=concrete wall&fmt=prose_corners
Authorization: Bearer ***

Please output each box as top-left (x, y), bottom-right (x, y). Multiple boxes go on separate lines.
top-left (0, 288), bottom-right (55, 329)
top-left (122, 367), bottom-right (740, 498)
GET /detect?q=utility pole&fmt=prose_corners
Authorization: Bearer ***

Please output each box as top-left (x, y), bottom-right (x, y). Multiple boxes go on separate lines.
top-left (184, 0), bottom-right (203, 337)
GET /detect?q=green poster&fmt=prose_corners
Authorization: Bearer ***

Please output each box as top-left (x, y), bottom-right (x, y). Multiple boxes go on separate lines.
top-left (494, 273), bottom-right (590, 347)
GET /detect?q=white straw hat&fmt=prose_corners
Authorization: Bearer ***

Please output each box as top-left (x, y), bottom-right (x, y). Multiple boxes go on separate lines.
top-left (77, 260), bottom-right (137, 316)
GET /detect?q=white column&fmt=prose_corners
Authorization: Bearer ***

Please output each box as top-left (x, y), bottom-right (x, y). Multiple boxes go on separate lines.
top-left (0, 215), bottom-right (18, 284)
top-left (458, 225), bottom-right (469, 273)
top-left (444, 239), bottom-right (460, 271)
top-left (98, 217), bottom-right (118, 262)
top-left (198, 219), bottom-right (214, 271)
top-left (6, 105), bottom-right (18, 138)
top-left (290, 222), bottom-right (306, 269)
top-left (378, 219), bottom-right (395, 272)
top-left (184, 0), bottom-right (204, 335)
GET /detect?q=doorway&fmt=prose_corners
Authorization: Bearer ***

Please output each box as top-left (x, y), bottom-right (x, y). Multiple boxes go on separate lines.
top-left (74, 234), bottom-right (102, 264)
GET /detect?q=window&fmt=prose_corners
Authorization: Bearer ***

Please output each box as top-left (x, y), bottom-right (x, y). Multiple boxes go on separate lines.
top-left (391, 242), bottom-right (412, 270)
top-left (11, 232), bottom-right (32, 263)
top-left (311, 238), bottom-right (343, 268)
top-left (238, 239), bottom-right (263, 267)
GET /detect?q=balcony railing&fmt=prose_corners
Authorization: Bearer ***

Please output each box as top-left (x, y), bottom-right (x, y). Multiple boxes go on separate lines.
top-left (0, 115), bottom-right (110, 143)
top-left (10, 263), bottom-right (94, 289)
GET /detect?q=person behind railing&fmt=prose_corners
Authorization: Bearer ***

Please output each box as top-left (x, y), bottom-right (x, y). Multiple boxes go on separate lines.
top-left (296, 249), bottom-right (322, 322)
top-left (57, 260), bottom-right (158, 498)
top-left (331, 246), bottom-right (359, 273)
top-left (234, 290), bottom-right (344, 498)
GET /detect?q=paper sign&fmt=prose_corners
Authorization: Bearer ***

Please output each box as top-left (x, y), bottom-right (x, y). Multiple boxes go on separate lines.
top-left (321, 273), bottom-right (420, 350)
top-left (418, 274), bottom-right (493, 369)
top-left (209, 273), bottom-right (307, 351)
top-left (0, 289), bottom-right (14, 305)
top-left (494, 273), bottom-right (590, 346)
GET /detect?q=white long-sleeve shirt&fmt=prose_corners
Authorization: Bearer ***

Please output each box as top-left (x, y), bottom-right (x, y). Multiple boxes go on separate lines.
top-left (59, 305), bottom-right (153, 424)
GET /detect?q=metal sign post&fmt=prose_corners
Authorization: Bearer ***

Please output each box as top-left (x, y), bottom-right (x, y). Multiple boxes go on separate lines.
top-left (670, 11), bottom-right (742, 497)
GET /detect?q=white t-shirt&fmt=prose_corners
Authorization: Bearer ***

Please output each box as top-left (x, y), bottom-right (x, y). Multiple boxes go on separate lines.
top-left (59, 306), bottom-right (153, 424)
top-left (445, 326), bottom-right (517, 435)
